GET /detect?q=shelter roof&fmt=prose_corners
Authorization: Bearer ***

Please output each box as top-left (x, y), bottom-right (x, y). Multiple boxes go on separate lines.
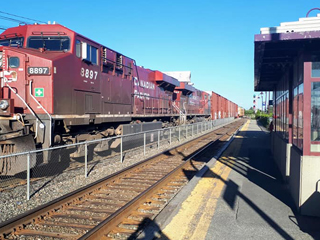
top-left (255, 14), bottom-right (320, 90)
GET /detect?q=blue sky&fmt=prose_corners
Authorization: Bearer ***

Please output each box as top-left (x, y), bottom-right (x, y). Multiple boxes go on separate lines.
top-left (1, 0), bottom-right (319, 109)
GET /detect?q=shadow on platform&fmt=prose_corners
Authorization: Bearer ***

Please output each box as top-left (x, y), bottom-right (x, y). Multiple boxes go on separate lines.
top-left (186, 129), bottom-right (320, 239)
top-left (129, 217), bottom-right (169, 240)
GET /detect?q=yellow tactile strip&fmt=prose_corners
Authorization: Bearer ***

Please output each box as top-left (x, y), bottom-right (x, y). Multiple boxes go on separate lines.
top-left (162, 120), bottom-right (250, 240)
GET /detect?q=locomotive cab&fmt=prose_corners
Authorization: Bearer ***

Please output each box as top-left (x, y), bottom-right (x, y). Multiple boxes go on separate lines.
top-left (0, 24), bottom-right (74, 175)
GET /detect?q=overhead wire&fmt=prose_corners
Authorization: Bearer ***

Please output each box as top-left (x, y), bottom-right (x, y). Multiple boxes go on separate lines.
top-left (0, 25), bottom-right (8, 30)
top-left (0, 10), bottom-right (46, 24)
top-left (0, 11), bottom-right (46, 31)
top-left (0, 15), bottom-right (29, 24)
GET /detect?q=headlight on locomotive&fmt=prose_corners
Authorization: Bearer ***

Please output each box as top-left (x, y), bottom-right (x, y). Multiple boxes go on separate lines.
top-left (0, 100), bottom-right (9, 110)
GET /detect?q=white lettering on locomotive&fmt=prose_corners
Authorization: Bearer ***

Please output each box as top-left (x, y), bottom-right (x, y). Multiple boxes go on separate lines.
top-left (140, 80), bottom-right (155, 90)
top-left (134, 89), bottom-right (150, 100)
top-left (80, 67), bottom-right (98, 80)
top-left (133, 77), bottom-right (155, 90)
top-left (189, 95), bottom-right (199, 106)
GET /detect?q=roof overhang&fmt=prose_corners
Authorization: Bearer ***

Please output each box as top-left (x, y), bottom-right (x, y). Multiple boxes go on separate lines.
top-left (255, 14), bottom-right (320, 91)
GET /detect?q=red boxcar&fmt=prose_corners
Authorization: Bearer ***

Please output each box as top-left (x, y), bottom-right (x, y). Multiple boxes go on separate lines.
top-left (211, 91), bottom-right (219, 119)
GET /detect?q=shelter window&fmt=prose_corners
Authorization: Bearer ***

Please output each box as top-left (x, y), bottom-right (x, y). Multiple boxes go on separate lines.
top-left (85, 44), bottom-right (98, 65)
top-left (275, 77), bottom-right (289, 141)
top-left (0, 37), bottom-right (24, 47)
top-left (292, 83), bottom-right (303, 150)
top-left (27, 36), bottom-right (70, 51)
top-left (311, 82), bottom-right (320, 152)
top-left (312, 62), bottom-right (320, 78)
top-left (9, 57), bottom-right (19, 68)
top-left (293, 87), bottom-right (298, 146)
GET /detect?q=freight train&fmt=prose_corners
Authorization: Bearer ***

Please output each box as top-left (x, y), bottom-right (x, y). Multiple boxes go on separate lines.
top-left (0, 23), bottom-right (238, 175)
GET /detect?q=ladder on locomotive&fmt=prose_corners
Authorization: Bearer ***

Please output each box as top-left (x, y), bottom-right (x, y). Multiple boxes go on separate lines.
top-left (172, 102), bottom-right (187, 124)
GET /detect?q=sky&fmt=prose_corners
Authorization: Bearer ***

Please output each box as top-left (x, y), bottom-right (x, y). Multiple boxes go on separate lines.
top-left (1, 0), bottom-right (319, 109)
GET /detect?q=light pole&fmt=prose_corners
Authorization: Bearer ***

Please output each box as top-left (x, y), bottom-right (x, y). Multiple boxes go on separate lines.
top-left (260, 92), bottom-right (264, 112)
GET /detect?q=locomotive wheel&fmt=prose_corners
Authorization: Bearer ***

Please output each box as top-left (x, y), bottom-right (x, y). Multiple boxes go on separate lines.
top-left (93, 140), bottom-right (110, 153)
top-left (70, 144), bottom-right (86, 158)
top-left (0, 135), bottom-right (36, 176)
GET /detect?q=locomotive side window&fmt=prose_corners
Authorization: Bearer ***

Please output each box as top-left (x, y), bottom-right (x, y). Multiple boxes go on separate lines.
top-left (0, 37), bottom-right (24, 47)
top-left (9, 57), bottom-right (19, 68)
top-left (76, 40), bottom-right (81, 58)
top-left (85, 44), bottom-right (98, 65)
top-left (28, 36), bottom-right (70, 51)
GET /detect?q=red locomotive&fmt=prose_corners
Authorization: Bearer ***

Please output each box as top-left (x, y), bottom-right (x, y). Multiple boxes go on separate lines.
top-left (0, 23), bottom-right (237, 175)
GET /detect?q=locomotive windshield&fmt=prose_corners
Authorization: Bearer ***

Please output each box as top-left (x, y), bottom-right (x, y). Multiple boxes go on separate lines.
top-left (27, 36), bottom-right (70, 51)
top-left (0, 37), bottom-right (24, 47)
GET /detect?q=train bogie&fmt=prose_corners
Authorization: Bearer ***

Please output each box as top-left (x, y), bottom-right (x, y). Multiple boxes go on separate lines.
top-left (0, 135), bottom-right (36, 175)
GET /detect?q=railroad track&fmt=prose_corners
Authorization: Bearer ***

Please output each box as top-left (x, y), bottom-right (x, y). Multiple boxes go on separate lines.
top-left (0, 119), bottom-right (246, 240)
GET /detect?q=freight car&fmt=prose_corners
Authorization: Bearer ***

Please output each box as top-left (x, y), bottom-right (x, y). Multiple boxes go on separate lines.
top-left (210, 91), bottom-right (238, 120)
top-left (0, 23), bottom-right (216, 175)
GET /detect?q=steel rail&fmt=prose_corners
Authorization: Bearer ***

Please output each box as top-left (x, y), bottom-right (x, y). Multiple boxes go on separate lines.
top-left (81, 155), bottom-right (194, 239)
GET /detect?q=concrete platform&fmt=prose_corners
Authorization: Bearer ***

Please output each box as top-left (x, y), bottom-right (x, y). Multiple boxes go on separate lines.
top-left (138, 120), bottom-right (320, 240)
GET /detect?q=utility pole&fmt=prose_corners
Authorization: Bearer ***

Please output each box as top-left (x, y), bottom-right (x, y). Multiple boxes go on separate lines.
top-left (260, 92), bottom-right (264, 112)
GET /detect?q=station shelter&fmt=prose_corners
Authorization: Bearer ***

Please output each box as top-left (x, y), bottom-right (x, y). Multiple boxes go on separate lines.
top-left (254, 13), bottom-right (320, 217)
